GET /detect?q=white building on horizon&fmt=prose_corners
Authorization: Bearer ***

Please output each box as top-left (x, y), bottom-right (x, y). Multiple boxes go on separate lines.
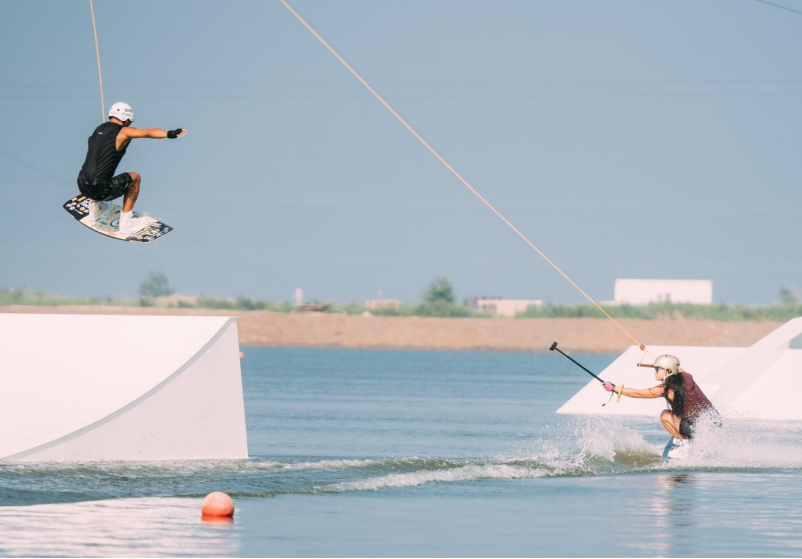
top-left (365, 288), bottom-right (401, 311)
top-left (613, 278), bottom-right (713, 305)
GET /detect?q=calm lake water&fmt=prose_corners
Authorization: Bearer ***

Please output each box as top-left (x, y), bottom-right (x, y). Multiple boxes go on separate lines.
top-left (1, 348), bottom-right (801, 557)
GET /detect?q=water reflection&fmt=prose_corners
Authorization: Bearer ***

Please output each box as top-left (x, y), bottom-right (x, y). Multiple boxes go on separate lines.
top-left (649, 474), bottom-right (695, 557)
top-left (0, 498), bottom-right (239, 557)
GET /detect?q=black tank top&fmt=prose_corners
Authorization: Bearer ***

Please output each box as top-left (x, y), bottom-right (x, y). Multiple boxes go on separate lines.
top-left (78, 122), bottom-right (128, 183)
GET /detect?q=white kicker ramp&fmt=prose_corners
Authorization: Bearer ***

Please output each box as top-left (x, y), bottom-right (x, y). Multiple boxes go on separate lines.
top-left (703, 317), bottom-right (802, 419)
top-left (557, 317), bottom-right (802, 421)
top-left (0, 314), bottom-right (248, 462)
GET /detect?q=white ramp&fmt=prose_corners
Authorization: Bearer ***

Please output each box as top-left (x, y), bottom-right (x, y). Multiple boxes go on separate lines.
top-left (557, 317), bottom-right (802, 420)
top-left (0, 314), bottom-right (248, 462)
top-left (703, 317), bottom-right (802, 417)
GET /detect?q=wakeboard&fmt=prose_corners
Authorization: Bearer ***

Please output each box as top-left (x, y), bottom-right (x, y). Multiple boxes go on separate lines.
top-left (63, 195), bottom-right (172, 243)
top-left (661, 436), bottom-right (690, 462)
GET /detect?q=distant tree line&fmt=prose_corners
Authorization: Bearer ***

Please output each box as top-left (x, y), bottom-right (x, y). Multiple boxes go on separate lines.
top-left (2, 276), bottom-right (801, 323)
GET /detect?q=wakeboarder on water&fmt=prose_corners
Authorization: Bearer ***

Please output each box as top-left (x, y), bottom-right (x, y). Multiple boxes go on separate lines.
top-left (603, 355), bottom-right (721, 445)
top-left (77, 102), bottom-right (186, 236)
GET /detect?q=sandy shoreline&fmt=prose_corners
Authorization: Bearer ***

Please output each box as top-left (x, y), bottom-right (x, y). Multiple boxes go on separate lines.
top-left (1, 305), bottom-right (781, 352)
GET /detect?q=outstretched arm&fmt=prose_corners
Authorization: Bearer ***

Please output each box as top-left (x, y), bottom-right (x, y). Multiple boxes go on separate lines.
top-left (117, 127), bottom-right (187, 149)
top-left (623, 384), bottom-right (665, 399)
top-left (603, 382), bottom-right (665, 399)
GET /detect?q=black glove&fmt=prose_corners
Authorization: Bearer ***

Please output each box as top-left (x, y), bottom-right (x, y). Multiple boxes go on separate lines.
top-left (167, 128), bottom-right (184, 139)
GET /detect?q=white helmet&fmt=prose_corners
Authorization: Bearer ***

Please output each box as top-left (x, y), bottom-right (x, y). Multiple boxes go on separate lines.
top-left (108, 102), bottom-right (134, 123)
top-left (653, 354), bottom-right (680, 376)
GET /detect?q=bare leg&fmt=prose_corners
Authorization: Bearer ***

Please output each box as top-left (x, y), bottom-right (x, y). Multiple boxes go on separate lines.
top-left (660, 410), bottom-right (683, 439)
top-left (122, 172), bottom-right (141, 213)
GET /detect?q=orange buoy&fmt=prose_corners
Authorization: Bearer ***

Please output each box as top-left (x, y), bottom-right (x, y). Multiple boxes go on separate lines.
top-left (239, 351), bottom-right (245, 359)
top-left (201, 492), bottom-right (235, 518)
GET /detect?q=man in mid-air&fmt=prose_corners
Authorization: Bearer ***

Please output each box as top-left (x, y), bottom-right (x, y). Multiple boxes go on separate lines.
top-left (77, 102), bottom-right (186, 235)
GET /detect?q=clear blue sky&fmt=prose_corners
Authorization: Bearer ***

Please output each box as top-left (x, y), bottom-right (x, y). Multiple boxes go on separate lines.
top-left (1, 0), bottom-right (800, 304)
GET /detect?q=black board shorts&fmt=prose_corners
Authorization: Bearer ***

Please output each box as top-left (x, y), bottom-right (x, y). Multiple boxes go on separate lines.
top-left (679, 418), bottom-right (696, 439)
top-left (77, 172), bottom-right (132, 202)
top-left (679, 408), bottom-right (722, 440)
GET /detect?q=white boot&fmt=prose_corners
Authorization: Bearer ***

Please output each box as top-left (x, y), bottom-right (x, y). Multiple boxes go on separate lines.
top-left (118, 210), bottom-right (151, 236)
top-left (86, 200), bottom-right (112, 225)
top-left (667, 438), bottom-right (692, 460)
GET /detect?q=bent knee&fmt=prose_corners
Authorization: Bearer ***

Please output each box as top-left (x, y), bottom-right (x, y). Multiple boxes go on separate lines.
top-left (129, 172), bottom-right (141, 183)
top-left (660, 410), bottom-right (674, 422)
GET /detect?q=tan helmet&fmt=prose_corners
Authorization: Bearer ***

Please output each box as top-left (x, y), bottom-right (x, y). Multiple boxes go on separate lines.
top-left (653, 354), bottom-right (680, 376)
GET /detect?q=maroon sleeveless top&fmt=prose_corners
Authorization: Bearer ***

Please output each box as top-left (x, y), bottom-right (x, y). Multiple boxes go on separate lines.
top-left (670, 372), bottom-right (714, 420)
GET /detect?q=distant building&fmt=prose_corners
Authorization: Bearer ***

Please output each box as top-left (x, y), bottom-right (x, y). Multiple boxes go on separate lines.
top-left (613, 279), bottom-right (713, 305)
top-left (474, 298), bottom-right (543, 318)
top-left (466, 295), bottom-right (501, 310)
top-left (365, 288), bottom-right (401, 311)
top-left (365, 299), bottom-right (401, 311)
